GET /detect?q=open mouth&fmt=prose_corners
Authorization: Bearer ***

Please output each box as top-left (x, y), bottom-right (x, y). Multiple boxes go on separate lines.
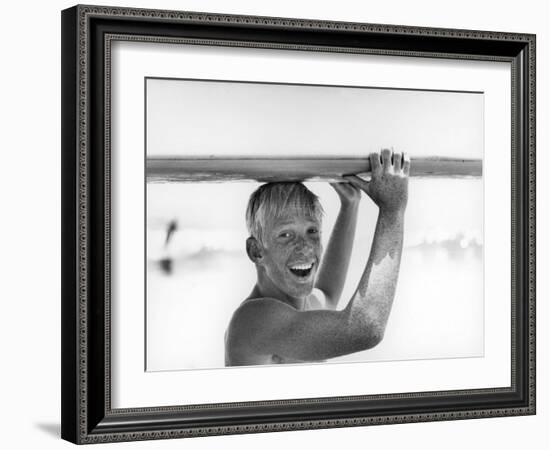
top-left (288, 262), bottom-right (314, 278)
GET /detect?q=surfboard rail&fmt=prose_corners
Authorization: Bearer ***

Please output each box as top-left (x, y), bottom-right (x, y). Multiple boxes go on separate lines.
top-left (146, 156), bottom-right (482, 183)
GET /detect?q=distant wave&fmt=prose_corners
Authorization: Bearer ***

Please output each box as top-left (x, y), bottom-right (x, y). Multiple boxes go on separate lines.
top-left (148, 227), bottom-right (482, 262)
top-left (408, 232), bottom-right (481, 250)
top-left (406, 233), bottom-right (482, 262)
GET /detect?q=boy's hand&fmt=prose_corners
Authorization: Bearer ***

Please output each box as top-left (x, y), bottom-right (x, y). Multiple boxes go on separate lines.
top-left (344, 149), bottom-right (409, 215)
top-left (329, 182), bottom-right (361, 208)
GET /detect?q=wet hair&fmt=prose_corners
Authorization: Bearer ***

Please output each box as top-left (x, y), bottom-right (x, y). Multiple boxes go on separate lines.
top-left (246, 182), bottom-right (324, 243)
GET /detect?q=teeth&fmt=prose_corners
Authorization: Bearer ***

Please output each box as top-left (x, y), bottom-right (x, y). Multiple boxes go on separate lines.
top-left (290, 263), bottom-right (313, 270)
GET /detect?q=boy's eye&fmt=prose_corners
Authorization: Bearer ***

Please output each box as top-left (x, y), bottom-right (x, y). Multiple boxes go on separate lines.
top-left (308, 228), bottom-right (319, 235)
top-left (279, 232), bottom-right (292, 238)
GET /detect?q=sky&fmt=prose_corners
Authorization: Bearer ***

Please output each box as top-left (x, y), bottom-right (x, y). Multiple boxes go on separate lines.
top-left (146, 78), bottom-right (483, 159)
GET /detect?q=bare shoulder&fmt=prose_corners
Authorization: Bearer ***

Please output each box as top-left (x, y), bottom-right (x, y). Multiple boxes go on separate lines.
top-left (226, 297), bottom-right (297, 344)
top-left (228, 291), bottom-right (325, 336)
top-left (228, 297), bottom-right (294, 331)
top-left (225, 297), bottom-right (295, 365)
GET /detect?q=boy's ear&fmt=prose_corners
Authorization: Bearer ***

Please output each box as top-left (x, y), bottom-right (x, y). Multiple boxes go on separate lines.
top-left (246, 237), bottom-right (263, 263)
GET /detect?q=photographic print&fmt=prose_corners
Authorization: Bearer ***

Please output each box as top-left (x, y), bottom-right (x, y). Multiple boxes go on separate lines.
top-left (62, 6), bottom-right (535, 443)
top-left (145, 78), bottom-right (483, 371)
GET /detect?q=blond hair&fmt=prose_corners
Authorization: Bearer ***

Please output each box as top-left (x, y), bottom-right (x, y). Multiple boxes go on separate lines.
top-left (246, 182), bottom-right (324, 243)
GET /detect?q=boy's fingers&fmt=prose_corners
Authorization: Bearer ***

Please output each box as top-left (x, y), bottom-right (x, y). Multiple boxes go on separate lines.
top-left (343, 174), bottom-right (370, 193)
top-left (329, 182), bottom-right (348, 196)
top-left (330, 181), bottom-right (350, 191)
top-left (369, 152), bottom-right (382, 173)
top-left (393, 151), bottom-right (403, 171)
top-left (381, 148), bottom-right (392, 170)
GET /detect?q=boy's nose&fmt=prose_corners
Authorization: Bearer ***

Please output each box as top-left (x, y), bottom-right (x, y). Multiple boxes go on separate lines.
top-left (294, 237), bottom-right (314, 253)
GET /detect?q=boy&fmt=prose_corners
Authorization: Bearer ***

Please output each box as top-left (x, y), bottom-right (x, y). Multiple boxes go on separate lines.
top-left (225, 149), bottom-right (410, 366)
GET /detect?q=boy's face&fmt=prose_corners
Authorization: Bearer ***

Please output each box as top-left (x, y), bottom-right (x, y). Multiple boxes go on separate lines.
top-left (258, 211), bottom-right (323, 299)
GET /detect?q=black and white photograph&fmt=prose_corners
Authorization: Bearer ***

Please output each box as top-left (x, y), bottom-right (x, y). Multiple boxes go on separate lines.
top-left (145, 77), bottom-right (483, 371)
top-left (58, 3), bottom-right (536, 445)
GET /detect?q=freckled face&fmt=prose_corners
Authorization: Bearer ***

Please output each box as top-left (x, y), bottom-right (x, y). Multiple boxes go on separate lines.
top-left (259, 213), bottom-right (323, 299)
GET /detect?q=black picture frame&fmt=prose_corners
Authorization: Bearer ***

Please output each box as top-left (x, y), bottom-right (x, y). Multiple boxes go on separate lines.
top-left (61, 4), bottom-right (536, 444)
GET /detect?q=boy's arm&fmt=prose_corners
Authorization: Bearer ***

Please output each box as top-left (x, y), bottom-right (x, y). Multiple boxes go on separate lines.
top-left (342, 149), bottom-right (408, 344)
top-left (226, 149), bottom-right (409, 363)
top-left (314, 183), bottom-right (360, 309)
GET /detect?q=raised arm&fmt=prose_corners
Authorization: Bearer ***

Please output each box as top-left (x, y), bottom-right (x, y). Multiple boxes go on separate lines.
top-left (226, 150), bottom-right (409, 364)
top-left (342, 148), bottom-right (409, 346)
top-left (314, 183), bottom-right (360, 309)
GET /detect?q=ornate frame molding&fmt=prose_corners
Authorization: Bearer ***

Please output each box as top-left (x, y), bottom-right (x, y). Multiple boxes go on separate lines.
top-left (61, 5), bottom-right (536, 444)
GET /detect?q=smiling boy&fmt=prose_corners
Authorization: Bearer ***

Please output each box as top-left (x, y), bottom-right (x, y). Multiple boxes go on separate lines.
top-left (224, 149), bottom-right (410, 366)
